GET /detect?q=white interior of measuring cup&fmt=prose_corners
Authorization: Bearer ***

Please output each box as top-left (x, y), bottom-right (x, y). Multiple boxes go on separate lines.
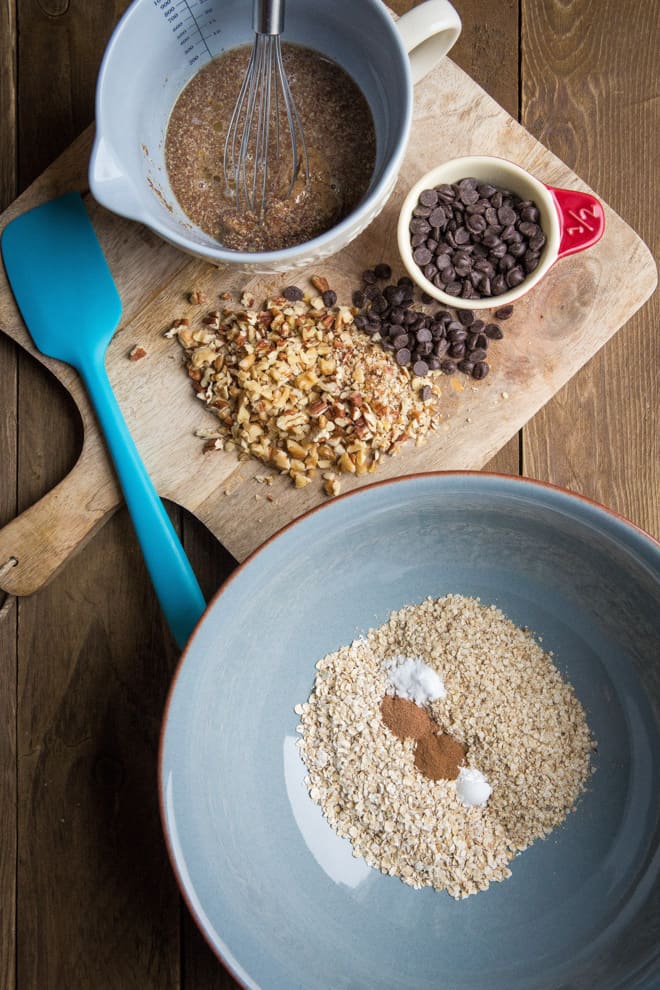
top-left (90, 0), bottom-right (411, 265)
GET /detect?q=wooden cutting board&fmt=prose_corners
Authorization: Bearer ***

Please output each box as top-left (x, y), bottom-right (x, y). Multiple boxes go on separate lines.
top-left (0, 55), bottom-right (656, 598)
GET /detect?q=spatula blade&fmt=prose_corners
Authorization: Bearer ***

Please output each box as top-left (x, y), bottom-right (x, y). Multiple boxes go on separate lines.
top-left (1, 191), bottom-right (121, 368)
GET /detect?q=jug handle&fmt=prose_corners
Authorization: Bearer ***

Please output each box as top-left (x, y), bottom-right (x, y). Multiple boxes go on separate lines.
top-left (395, 0), bottom-right (462, 86)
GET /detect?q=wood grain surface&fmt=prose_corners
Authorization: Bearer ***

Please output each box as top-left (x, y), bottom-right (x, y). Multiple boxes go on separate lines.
top-left (0, 2), bottom-right (657, 989)
top-left (0, 50), bottom-right (654, 597)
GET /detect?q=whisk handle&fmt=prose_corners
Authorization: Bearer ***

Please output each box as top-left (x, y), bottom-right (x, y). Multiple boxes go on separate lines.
top-left (253, 0), bottom-right (284, 35)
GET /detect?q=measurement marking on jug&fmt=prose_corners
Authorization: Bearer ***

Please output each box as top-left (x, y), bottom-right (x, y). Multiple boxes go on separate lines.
top-left (179, 1), bottom-right (212, 60)
top-left (155, 0), bottom-right (219, 66)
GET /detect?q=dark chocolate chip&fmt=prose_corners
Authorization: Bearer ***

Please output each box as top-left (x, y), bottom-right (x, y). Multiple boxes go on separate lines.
top-left (428, 207), bottom-right (446, 227)
top-left (419, 188), bottom-right (439, 208)
top-left (410, 217), bottom-right (431, 235)
top-left (506, 266), bottom-right (525, 287)
top-left (413, 246), bottom-right (433, 266)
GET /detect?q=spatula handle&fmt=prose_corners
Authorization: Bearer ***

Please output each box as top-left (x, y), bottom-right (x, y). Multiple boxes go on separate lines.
top-left (78, 355), bottom-right (206, 650)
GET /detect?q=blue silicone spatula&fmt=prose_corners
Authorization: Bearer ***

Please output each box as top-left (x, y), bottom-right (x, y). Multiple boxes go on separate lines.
top-left (1, 192), bottom-right (206, 648)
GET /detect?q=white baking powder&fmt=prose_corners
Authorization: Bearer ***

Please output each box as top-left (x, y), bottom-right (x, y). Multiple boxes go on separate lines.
top-left (384, 655), bottom-right (446, 705)
top-left (456, 767), bottom-right (492, 807)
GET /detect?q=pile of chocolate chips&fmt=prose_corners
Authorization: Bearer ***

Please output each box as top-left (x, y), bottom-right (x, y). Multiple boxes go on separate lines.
top-left (351, 264), bottom-right (514, 382)
top-left (409, 177), bottom-right (546, 300)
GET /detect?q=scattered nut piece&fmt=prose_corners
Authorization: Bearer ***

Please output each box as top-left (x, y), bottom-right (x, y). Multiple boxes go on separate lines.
top-left (129, 345), bottom-right (147, 361)
top-left (323, 476), bottom-right (341, 497)
top-left (202, 438), bottom-right (222, 453)
top-left (164, 317), bottom-right (190, 338)
top-left (310, 274), bottom-right (330, 293)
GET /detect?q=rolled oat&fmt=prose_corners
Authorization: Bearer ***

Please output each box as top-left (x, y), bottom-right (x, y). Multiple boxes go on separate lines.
top-left (296, 594), bottom-right (595, 899)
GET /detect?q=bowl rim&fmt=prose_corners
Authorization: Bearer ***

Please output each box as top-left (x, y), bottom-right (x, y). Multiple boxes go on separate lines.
top-left (396, 155), bottom-right (561, 310)
top-left (158, 469), bottom-right (659, 987)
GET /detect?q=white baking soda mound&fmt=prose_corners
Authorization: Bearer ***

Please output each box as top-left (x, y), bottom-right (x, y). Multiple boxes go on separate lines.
top-left (384, 655), bottom-right (447, 706)
top-left (456, 767), bottom-right (492, 807)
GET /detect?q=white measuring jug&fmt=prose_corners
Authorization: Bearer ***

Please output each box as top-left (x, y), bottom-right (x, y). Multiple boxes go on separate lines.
top-left (90, 0), bottom-right (461, 273)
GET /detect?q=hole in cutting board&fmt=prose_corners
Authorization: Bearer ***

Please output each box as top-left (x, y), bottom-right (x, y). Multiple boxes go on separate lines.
top-left (17, 349), bottom-right (83, 515)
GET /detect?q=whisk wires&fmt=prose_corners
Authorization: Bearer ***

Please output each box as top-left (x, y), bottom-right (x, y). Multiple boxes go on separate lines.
top-left (223, 3), bottom-right (309, 222)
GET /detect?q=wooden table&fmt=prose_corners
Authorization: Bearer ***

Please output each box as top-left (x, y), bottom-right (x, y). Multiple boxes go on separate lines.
top-left (0, 2), bottom-right (657, 987)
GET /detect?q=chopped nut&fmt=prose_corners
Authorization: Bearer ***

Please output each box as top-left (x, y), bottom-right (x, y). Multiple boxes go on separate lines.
top-left (308, 399), bottom-right (329, 418)
top-left (164, 317), bottom-right (189, 338)
top-left (202, 438), bottom-right (222, 453)
top-left (170, 291), bottom-right (440, 494)
top-left (271, 449), bottom-right (291, 471)
top-left (189, 290), bottom-right (208, 305)
top-left (310, 274), bottom-right (330, 293)
top-left (338, 452), bottom-right (356, 474)
top-left (286, 439), bottom-right (308, 459)
top-left (323, 476), bottom-right (341, 497)
top-left (128, 345), bottom-right (147, 361)
top-left (319, 357), bottom-right (336, 375)
top-left (295, 370), bottom-right (318, 391)
top-left (190, 345), bottom-right (217, 369)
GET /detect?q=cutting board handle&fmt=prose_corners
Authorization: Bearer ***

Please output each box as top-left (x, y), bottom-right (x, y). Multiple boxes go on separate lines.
top-left (0, 444), bottom-right (118, 597)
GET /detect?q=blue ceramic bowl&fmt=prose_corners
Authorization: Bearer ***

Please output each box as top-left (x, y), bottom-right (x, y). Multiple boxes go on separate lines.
top-left (160, 473), bottom-right (660, 990)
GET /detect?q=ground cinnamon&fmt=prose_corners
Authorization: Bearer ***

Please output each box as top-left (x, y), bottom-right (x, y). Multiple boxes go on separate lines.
top-left (380, 693), bottom-right (466, 780)
top-left (380, 695), bottom-right (433, 740)
top-left (414, 732), bottom-right (466, 781)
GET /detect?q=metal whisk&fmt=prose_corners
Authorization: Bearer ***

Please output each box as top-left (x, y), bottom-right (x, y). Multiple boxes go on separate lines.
top-left (223, 0), bottom-right (309, 220)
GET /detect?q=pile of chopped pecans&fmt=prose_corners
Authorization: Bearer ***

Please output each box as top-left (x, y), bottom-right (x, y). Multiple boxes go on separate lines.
top-left (169, 289), bottom-right (442, 495)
